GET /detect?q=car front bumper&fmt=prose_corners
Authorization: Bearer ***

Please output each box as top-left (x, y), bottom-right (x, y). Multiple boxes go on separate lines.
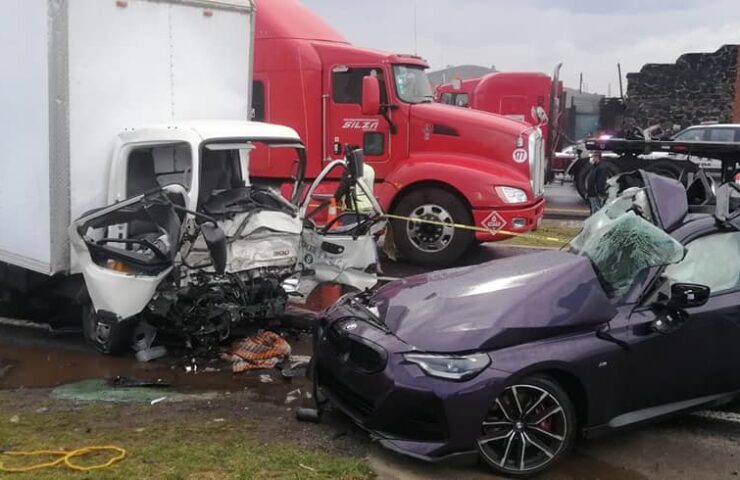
top-left (314, 317), bottom-right (510, 461)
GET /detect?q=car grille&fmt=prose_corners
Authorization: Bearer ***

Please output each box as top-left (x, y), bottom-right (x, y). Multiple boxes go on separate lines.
top-left (327, 322), bottom-right (388, 374)
top-left (529, 130), bottom-right (546, 197)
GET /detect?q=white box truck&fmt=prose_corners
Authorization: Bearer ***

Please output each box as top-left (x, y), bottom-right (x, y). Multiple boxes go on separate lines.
top-left (0, 0), bottom-right (383, 355)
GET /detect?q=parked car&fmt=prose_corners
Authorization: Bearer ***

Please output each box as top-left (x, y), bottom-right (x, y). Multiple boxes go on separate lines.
top-left (310, 169), bottom-right (740, 477)
top-left (671, 123), bottom-right (740, 143)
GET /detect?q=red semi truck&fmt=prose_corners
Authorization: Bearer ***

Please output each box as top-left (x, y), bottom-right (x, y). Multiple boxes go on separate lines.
top-left (250, 0), bottom-right (546, 266)
top-left (436, 69), bottom-right (564, 177)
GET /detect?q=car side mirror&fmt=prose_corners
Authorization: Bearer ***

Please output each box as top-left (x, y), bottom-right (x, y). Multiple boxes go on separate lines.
top-left (668, 283), bottom-right (710, 309)
top-left (201, 223), bottom-right (227, 275)
top-left (361, 76), bottom-right (381, 115)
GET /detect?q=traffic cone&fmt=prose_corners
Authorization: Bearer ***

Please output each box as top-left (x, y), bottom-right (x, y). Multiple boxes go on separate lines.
top-left (304, 283), bottom-right (344, 311)
top-left (319, 283), bottom-right (343, 309)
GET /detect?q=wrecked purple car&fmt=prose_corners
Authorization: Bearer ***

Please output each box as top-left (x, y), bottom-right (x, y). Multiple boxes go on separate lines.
top-left (313, 171), bottom-right (740, 477)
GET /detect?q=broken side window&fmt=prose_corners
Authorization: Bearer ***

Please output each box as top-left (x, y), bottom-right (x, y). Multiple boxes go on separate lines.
top-left (126, 143), bottom-right (192, 198)
top-left (664, 232), bottom-right (740, 294)
top-left (198, 147), bottom-right (245, 207)
top-left (74, 194), bottom-right (181, 275)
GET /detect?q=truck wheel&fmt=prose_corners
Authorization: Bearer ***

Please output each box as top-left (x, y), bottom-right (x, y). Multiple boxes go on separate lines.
top-left (82, 306), bottom-right (133, 355)
top-left (578, 160), bottom-right (622, 200)
top-left (645, 160), bottom-right (682, 180)
top-left (392, 187), bottom-right (473, 267)
top-left (574, 162), bottom-right (591, 201)
top-left (574, 166), bottom-right (590, 200)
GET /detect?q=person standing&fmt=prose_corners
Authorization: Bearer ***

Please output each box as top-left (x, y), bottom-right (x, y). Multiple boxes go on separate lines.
top-left (587, 151), bottom-right (609, 214)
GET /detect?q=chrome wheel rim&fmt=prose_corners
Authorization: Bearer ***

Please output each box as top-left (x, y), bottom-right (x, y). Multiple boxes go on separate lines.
top-left (405, 204), bottom-right (455, 253)
top-left (478, 384), bottom-right (568, 474)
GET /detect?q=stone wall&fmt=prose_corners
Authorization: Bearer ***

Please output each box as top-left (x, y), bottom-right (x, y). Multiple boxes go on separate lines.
top-left (624, 44), bottom-right (740, 129)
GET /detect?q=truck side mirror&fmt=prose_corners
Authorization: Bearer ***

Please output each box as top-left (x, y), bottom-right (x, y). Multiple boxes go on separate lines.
top-left (531, 105), bottom-right (548, 125)
top-left (347, 148), bottom-right (365, 179)
top-left (361, 76), bottom-right (381, 115)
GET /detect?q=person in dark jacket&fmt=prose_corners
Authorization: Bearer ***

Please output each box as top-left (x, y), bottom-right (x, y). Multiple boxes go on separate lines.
top-left (587, 152), bottom-right (610, 214)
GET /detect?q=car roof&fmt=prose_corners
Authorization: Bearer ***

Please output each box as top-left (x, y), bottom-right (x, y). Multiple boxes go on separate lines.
top-left (683, 124), bottom-right (740, 129)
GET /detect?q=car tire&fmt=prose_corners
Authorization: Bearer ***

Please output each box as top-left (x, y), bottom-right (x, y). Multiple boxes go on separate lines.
top-left (478, 375), bottom-right (577, 478)
top-left (82, 305), bottom-right (134, 355)
top-left (391, 187), bottom-right (473, 267)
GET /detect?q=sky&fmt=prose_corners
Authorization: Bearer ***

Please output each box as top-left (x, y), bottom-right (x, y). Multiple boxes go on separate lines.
top-left (302, 0), bottom-right (740, 95)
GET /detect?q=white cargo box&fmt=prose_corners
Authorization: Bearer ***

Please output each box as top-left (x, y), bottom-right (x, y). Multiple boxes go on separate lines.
top-left (0, 0), bottom-right (254, 275)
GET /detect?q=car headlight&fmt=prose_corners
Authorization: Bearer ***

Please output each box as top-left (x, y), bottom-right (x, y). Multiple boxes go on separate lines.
top-left (495, 186), bottom-right (528, 204)
top-left (403, 352), bottom-right (491, 381)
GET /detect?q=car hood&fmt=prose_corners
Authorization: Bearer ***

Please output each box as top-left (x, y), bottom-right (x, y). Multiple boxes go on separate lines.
top-left (372, 250), bottom-right (616, 352)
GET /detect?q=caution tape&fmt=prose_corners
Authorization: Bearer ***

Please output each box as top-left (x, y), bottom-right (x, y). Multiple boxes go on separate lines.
top-left (0, 446), bottom-right (126, 473)
top-left (382, 213), bottom-right (570, 245)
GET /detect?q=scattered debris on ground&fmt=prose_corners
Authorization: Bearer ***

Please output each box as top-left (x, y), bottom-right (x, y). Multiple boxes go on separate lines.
top-left (220, 331), bottom-right (292, 373)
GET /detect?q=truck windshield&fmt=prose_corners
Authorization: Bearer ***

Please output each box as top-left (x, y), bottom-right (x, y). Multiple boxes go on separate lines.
top-left (568, 194), bottom-right (685, 296)
top-left (393, 65), bottom-right (434, 104)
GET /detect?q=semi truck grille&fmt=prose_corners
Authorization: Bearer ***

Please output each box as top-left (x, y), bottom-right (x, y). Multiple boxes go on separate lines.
top-left (529, 131), bottom-right (546, 197)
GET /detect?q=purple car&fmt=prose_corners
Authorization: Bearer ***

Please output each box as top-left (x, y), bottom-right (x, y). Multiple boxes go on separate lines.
top-left (311, 171), bottom-right (740, 477)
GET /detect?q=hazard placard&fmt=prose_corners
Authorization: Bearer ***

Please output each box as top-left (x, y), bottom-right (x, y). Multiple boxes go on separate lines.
top-left (482, 211), bottom-right (506, 234)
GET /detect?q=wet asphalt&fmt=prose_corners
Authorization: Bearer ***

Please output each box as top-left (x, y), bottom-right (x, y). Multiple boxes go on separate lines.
top-left (3, 182), bottom-right (740, 479)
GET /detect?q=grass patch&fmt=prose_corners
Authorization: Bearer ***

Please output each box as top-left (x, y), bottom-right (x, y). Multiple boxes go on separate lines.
top-left (499, 225), bottom-right (580, 249)
top-left (0, 402), bottom-right (371, 480)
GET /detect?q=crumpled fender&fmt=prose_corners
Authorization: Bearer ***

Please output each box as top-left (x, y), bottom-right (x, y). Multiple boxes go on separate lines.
top-left (379, 153), bottom-right (532, 210)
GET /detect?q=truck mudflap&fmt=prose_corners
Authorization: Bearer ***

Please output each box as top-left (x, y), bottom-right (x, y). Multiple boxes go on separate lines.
top-left (472, 199), bottom-right (546, 242)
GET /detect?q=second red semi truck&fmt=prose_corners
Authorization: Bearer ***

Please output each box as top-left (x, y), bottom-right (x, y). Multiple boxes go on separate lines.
top-left (436, 68), bottom-right (564, 174)
top-left (251, 0), bottom-right (546, 266)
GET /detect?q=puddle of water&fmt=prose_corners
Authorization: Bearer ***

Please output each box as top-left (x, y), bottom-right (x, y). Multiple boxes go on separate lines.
top-left (0, 358), bottom-right (13, 380)
top-left (50, 379), bottom-right (221, 403)
top-left (0, 336), bottom-right (311, 406)
top-left (549, 451), bottom-right (648, 480)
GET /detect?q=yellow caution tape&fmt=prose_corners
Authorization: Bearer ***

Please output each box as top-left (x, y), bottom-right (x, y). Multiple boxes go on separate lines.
top-left (0, 446), bottom-right (126, 473)
top-left (382, 213), bottom-right (570, 245)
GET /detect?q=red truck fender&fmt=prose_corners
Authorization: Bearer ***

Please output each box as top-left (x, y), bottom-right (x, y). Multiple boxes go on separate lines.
top-left (377, 153), bottom-right (532, 211)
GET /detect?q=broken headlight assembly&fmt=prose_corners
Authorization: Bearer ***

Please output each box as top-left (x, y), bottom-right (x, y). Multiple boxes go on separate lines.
top-left (403, 352), bottom-right (491, 381)
top-left (495, 186), bottom-right (528, 204)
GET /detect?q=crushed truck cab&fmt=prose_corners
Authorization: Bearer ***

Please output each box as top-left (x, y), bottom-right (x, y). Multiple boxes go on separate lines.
top-left (69, 122), bottom-right (384, 354)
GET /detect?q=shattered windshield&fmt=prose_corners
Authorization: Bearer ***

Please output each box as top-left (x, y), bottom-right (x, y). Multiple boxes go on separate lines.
top-left (569, 194), bottom-right (686, 296)
top-left (393, 65), bottom-right (434, 104)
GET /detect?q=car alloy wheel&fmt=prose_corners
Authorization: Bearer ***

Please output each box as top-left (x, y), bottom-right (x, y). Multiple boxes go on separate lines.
top-left (478, 378), bottom-right (575, 477)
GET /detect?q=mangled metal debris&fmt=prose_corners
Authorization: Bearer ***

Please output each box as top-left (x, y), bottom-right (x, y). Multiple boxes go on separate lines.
top-left (69, 143), bottom-right (385, 355)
